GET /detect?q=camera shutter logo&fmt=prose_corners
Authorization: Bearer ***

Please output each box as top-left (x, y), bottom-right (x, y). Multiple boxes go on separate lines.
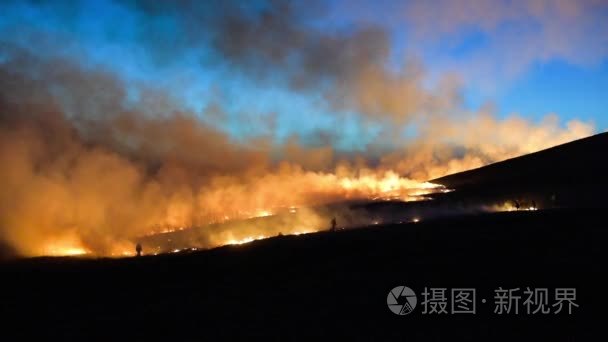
top-left (387, 286), bottom-right (417, 315)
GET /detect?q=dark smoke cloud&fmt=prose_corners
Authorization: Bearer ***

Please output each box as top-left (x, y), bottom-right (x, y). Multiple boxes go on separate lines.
top-left (117, 0), bottom-right (451, 125)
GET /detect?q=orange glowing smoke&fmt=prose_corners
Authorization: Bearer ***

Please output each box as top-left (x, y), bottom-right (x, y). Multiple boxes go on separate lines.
top-left (29, 171), bottom-right (443, 257)
top-left (0, 50), bottom-right (594, 258)
top-left (2, 125), bottom-right (590, 258)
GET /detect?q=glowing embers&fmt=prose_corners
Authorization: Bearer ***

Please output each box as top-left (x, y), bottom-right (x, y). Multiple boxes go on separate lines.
top-left (46, 246), bottom-right (88, 256)
top-left (369, 182), bottom-right (452, 202)
top-left (225, 230), bottom-right (313, 246)
top-left (225, 235), bottom-right (267, 245)
top-left (40, 235), bottom-right (90, 256)
top-left (394, 216), bottom-right (422, 224)
top-left (338, 171), bottom-right (446, 202)
top-left (487, 200), bottom-right (540, 212)
top-left (252, 210), bottom-right (273, 218)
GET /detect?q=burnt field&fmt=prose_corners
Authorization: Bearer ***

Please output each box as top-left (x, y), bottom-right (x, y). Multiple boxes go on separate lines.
top-left (1, 208), bottom-right (606, 340)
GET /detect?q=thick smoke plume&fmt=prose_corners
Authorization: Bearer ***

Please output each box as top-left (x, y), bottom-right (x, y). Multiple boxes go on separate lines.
top-left (0, 1), bottom-right (595, 257)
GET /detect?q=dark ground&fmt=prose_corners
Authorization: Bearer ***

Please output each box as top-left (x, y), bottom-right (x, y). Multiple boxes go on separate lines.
top-left (1, 208), bottom-right (606, 341)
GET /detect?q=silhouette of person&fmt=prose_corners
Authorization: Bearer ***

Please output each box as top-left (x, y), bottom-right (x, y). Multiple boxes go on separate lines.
top-left (514, 200), bottom-right (521, 211)
top-left (136, 243), bottom-right (142, 257)
top-left (331, 217), bottom-right (337, 232)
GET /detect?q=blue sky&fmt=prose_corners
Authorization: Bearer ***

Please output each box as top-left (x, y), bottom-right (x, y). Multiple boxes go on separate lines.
top-left (1, 0), bottom-right (606, 150)
top-left (498, 59), bottom-right (608, 128)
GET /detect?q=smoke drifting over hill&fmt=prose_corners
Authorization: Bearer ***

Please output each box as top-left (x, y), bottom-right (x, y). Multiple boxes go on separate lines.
top-left (0, 1), bottom-right (594, 256)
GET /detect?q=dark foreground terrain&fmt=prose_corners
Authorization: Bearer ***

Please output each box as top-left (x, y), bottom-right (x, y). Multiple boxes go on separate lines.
top-left (1, 208), bottom-right (606, 340)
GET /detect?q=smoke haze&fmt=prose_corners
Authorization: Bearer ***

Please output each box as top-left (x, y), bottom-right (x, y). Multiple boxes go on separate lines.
top-left (0, 1), bottom-right (596, 256)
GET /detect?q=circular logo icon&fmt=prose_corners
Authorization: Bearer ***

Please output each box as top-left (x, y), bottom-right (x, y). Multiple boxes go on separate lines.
top-left (387, 286), bottom-right (417, 315)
